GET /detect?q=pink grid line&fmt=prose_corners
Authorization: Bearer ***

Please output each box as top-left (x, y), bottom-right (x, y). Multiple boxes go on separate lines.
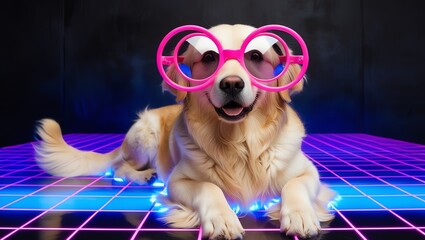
top-left (129, 211), bottom-right (152, 240)
top-left (303, 136), bottom-right (425, 237)
top-left (65, 181), bottom-right (135, 240)
top-left (197, 226), bottom-right (203, 240)
top-left (0, 176), bottom-right (105, 240)
top-left (312, 135), bottom-right (425, 202)
top-left (304, 149), bottom-right (369, 239)
top-left (0, 177), bottom-right (67, 210)
top-left (62, 134), bottom-right (123, 151)
top-left (0, 135), bottom-right (124, 210)
top-left (1, 133), bottom-right (423, 240)
top-left (0, 158), bottom-right (36, 172)
top-left (337, 208), bottom-right (425, 212)
top-left (0, 134), bottom-right (126, 239)
top-left (14, 226), bottom-right (425, 231)
top-left (330, 134), bottom-right (425, 169)
top-left (349, 134), bottom-right (425, 150)
top-left (62, 133), bottom-right (117, 147)
top-left (0, 170), bottom-right (46, 190)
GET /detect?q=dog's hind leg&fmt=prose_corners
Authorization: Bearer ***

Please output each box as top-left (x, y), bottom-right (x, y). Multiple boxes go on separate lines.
top-left (112, 108), bottom-right (163, 184)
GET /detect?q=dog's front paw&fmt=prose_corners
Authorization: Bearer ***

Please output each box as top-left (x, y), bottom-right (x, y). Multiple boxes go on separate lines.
top-left (127, 168), bottom-right (157, 185)
top-left (201, 206), bottom-right (244, 240)
top-left (280, 204), bottom-right (320, 238)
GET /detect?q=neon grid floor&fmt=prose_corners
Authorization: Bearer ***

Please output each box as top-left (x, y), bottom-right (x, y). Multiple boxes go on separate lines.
top-left (0, 133), bottom-right (424, 240)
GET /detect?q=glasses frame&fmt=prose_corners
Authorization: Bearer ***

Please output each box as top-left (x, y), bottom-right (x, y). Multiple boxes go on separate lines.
top-left (157, 24), bottom-right (309, 92)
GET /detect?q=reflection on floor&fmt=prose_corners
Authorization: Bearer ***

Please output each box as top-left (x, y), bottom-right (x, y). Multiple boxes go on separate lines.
top-left (0, 133), bottom-right (424, 240)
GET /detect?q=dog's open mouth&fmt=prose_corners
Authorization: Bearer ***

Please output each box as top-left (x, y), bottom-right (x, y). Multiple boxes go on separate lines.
top-left (214, 97), bottom-right (258, 122)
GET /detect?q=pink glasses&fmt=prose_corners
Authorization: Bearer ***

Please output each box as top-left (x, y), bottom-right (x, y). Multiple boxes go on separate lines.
top-left (157, 25), bottom-right (309, 92)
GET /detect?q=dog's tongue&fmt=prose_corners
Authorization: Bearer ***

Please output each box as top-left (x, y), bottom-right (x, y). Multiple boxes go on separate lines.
top-left (222, 107), bottom-right (244, 116)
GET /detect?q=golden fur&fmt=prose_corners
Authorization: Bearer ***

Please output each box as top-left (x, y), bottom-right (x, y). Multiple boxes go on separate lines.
top-left (35, 24), bottom-right (335, 239)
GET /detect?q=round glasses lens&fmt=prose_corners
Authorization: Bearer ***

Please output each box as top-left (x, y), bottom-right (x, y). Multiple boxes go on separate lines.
top-left (177, 36), bottom-right (219, 80)
top-left (160, 33), bottom-right (220, 89)
top-left (244, 35), bottom-right (287, 81)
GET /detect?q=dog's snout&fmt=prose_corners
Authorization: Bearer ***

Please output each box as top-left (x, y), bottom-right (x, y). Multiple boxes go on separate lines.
top-left (219, 76), bottom-right (245, 96)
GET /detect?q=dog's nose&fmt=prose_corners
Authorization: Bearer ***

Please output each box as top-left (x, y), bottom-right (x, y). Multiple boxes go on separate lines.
top-left (219, 76), bottom-right (245, 96)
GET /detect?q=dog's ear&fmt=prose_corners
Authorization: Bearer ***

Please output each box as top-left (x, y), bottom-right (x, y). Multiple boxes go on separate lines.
top-left (277, 63), bottom-right (305, 102)
top-left (162, 64), bottom-right (188, 102)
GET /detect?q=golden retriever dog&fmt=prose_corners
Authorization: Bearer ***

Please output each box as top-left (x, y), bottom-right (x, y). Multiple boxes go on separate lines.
top-left (35, 24), bottom-right (335, 239)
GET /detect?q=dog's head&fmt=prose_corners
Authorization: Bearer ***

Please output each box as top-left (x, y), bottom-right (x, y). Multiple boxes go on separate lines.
top-left (163, 24), bottom-right (305, 123)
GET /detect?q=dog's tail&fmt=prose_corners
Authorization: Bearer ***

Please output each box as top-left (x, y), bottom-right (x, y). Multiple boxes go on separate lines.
top-left (34, 119), bottom-right (122, 177)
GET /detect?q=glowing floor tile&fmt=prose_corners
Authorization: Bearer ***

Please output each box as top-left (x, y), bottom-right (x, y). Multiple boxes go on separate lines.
top-left (398, 185), bottom-right (425, 195)
top-left (103, 197), bottom-right (154, 211)
top-left (372, 196), bottom-right (425, 209)
top-left (355, 185), bottom-right (406, 196)
top-left (75, 187), bottom-right (122, 197)
top-left (332, 196), bottom-right (383, 210)
top-left (0, 186), bottom-right (43, 195)
top-left (6, 196), bottom-right (67, 210)
top-left (0, 196), bottom-right (21, 208)
top-left (330, 186), bottom-right (363, 196)
top-left (0, 133), bottom-right (424, 239)
top-left (54, 196), bottom-right (111, 210)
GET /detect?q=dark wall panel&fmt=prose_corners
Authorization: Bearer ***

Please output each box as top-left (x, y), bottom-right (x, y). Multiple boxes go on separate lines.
top-left (63, 1), bottom-right (175, 133)
top-left (363, 1), bottom-right (425, 143)
top-left (0, 1), bottom-right (64, 146)
top-left (293, 1), bottom-right (363, 133)
top-left (1, 0), bottom-right (424, 146)
top-left (62, 0), bottom-right (363, 135)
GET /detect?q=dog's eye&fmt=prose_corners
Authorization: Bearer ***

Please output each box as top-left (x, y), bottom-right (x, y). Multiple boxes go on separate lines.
top-left (250, 51), bottom-right (263, 62)
top-left (272, 43), bottom-right (284, 56)
top-left (201, 51), bottom-right (217, 64)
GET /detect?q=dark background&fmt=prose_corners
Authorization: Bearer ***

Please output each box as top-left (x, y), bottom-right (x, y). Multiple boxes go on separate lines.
top-left (1, 0), bottom-right (424, 147)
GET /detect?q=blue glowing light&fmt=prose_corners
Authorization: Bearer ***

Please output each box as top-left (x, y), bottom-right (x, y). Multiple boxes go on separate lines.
top-left (150, 189), bottom-right (170, 213)
top-left (157, 207), bottom-right (169, 213)
top-left (328, 195), bottom-right (342, 209)
top-left (104, 169), bottom-right (113, 176)
top-left (113, 177), bottom-right (124, 182)
top-left (249, 202), bottom-right (260, 211)
top-left (150, 194), bottom-right (157, 203)
top-left (159, 188), bottom-right (168, 196)
top-left (229, 198), bottom-right (282, 215)
top-left (232, 205), bottom-right (241, 215)
top-left (264, 198), bottom-right (280, 210)
top-left (152, 181), bottom-right (165, 187)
